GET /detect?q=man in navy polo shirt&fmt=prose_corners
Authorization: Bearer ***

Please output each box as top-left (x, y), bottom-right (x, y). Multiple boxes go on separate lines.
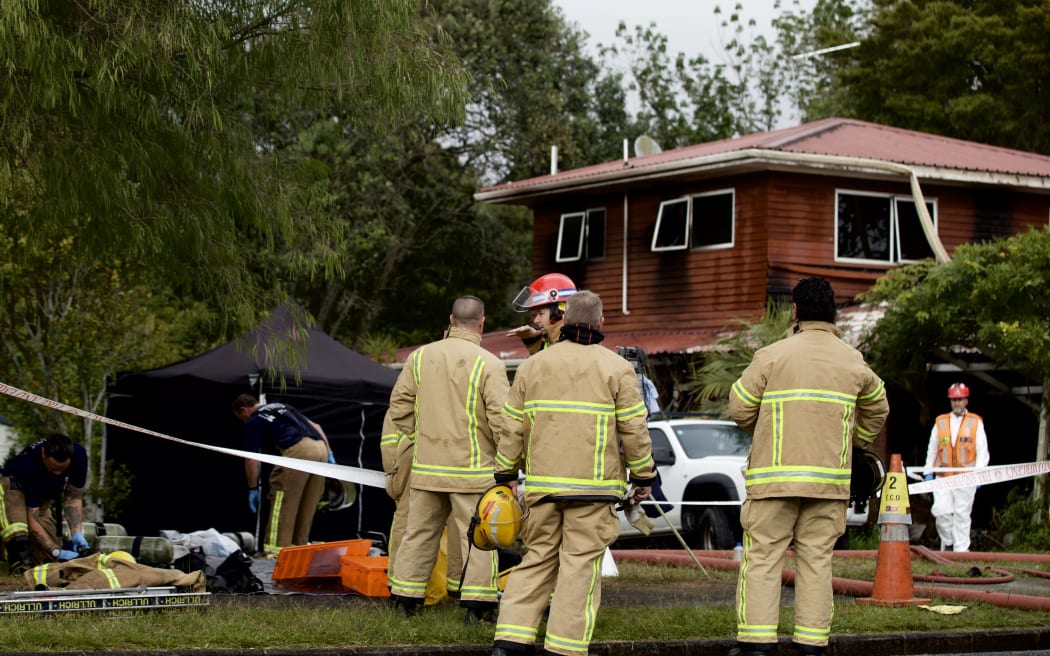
top-left (1, 433), bottom-right (89, 573)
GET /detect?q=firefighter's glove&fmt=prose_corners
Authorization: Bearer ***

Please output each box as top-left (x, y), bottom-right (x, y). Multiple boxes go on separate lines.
top-left (619, 494), bottom-right (654, 537)
top-left (327, 451), bottom-right (336, 465)
top-left (924, 473), bottom-right (934, 482)
top-left (70, 531), bottom-right (90, 551)
top-left (57, 549), bottom-right (79, 562)
top-left (248, 488), bottom-right (261, 513)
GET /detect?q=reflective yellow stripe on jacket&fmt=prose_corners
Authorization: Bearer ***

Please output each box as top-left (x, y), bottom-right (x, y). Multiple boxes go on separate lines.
top-left (743, 387), bottom-right (857, 490)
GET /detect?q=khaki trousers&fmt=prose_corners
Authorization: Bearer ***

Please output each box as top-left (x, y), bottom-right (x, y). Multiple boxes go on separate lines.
top-left (736, 497), bottom-right (845, 649)
top-left (389, 488), bottom-right (498, 604)
top-left (263, 437), bottom-right (328, 554)
top-left (494, 501), bottom-right (619, 656)
top-left (1, 476), bottom-right (61, 563)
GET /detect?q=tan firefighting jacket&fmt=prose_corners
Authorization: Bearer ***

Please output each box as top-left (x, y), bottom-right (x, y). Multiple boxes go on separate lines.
top-left (379, 410), bottom-right (413, 501)
top-left (24, 552), bottom-right (205, 591)
top-left (521, 318), bottom-right (565, 355)
top-left (388, 326), bottom-right (508, 494)
top-left (728, 321), bottom-right (889, 501)
top-left (496, 340), bottom-right (656, 505)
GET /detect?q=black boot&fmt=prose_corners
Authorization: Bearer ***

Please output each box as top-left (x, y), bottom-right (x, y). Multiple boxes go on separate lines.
top-left (5, 536), bottom-right (32, 575)
top-left (792, 642), bottom-right (825, 655)
top-left (492, 640), bottom-right (535, 656)
top-left (391, 595), bottom-right (422, 618)
top-left (728, 642), bottom-right (777, 656)
top-left (463, 600), bottom-right (498, 626)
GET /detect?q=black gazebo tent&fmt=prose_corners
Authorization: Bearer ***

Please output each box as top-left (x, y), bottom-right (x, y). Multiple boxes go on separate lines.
top-left (105, 306), bottom-right (397, 545)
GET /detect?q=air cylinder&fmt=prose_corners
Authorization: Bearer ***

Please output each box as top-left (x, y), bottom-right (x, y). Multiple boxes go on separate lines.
top-left (63, 522), bottom-right (128, 545)
top-left (95, 535), bottom-right (175, 565)
top-left (222, 531), bottom-right (256, 554)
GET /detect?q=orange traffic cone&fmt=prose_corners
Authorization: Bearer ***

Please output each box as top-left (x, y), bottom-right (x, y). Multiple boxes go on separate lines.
top-left (857, 453), bottom-right (931, 607)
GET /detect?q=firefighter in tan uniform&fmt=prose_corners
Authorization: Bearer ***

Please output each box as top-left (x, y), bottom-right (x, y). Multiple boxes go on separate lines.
top-left (388, 295), bottom-right (508, 623)
top-left (728, 277), bottom-right (889, 656)
top-left (506, 273), bottom-right (577, 355)
top-left (491, 290), bottom-right (656, 656)
top-left (379, 409), bottom-right (412, 584)
top-left (922, 383), bottom-right (989, 552)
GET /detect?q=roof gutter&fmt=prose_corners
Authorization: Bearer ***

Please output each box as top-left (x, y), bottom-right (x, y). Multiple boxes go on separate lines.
top-left (475, 148), bottom-right (1050, 206)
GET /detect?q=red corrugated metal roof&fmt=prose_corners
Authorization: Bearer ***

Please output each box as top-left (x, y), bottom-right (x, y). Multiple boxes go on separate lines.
top-left (477, 117), bottom-right (1050, 198)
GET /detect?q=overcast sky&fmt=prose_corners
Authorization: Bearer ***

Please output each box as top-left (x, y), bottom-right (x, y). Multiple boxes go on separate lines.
top-left (553, 0), bottom-right (817, 130)
top-left (553, 0), bottom-right (816, 64)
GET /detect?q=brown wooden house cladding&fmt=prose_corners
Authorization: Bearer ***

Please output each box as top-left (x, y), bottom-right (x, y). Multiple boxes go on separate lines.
top-left (478, 118), bottom-right (1050, 355)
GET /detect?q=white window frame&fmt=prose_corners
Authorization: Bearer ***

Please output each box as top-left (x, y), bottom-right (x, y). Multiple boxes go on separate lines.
top-left (651, 189), bottom-right (735, 252)
top-left (690, 188), bottom-right (735, 251)
top-left (834, 189), bottom-right (938, 265)
top-left (556, 208), bottom-right (606, 263)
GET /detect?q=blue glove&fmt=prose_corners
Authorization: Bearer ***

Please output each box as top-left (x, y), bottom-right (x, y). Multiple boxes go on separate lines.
top-left (248, 488), bottom-right (261, 513)
top-left (327, 451), bottom-right (336, 465)
top-left (57, 549), bottom-right (80, 562)
top-left (924, 473), bottom-right (934, 481)
top-left (70, 531), bottom-right (90, 551)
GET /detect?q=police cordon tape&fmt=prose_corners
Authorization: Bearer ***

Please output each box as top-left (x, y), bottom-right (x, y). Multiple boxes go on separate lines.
top-left (0, 381), bottom-right (385, 490)
top-left (907, 460), bottom-right (1050, 495)
top-left (5, 380), bottom-right (1045, 504)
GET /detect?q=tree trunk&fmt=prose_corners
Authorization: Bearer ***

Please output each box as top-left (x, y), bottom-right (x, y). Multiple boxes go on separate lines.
top-left (1033, 376), bottom-right (1050, 523)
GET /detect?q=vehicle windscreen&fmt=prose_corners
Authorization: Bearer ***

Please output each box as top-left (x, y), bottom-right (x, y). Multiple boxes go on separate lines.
top-left (673, 424), bottom-right (751, 458)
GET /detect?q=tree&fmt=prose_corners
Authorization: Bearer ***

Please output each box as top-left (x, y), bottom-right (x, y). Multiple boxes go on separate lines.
top-left (1, 1), bottom-right (469, 332)
top-left (279, 0), bottom-right (637, 347)
top-left (860, 228), bottom-right (1050, 499)
top-left (688, 299), bottom-right (794, 416)
top-left (781, 0), bottom-right (1050, 154)
top-left (0, 225), bottom-right (215, 516)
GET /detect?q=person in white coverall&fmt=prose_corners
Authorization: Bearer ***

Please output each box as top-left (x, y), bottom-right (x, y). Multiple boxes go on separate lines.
top-left (922, 383), bottom-right (990, 552)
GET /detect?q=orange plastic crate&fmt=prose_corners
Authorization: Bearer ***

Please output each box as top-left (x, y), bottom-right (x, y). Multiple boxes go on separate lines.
top-left (340, 555), bottom-right (390, 597)
top-left (271, 539), bottom-right (372, 582)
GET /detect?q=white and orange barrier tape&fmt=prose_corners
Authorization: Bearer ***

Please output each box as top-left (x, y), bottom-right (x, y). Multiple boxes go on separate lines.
top-left (0, 381), bottom-right (385, 490)
top-left (907, 461), bottom-right (1050, 495)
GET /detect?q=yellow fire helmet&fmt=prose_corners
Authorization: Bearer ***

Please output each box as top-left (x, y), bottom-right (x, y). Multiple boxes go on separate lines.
top-left (469, 484), bottom-right (523, 551)
top-left (103, 550), bottom-right (136, 565)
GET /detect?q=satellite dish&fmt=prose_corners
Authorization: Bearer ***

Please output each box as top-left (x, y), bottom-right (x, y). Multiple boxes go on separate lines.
top-left (633, 135), bottom-right (663, 157)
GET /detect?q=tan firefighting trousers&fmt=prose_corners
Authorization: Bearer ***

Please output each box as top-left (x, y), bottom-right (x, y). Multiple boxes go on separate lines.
top-left (264, 437), bottom-right (328, 554)
top-left (389, 488), bottom-right (497, 604)
top-left (494, 501), bottom-right (619, 656)
top-left (1, 476), bottom-right (63, 563)
top-left (736, 497), bottom-right (846, 649)
top-left (24, 552), bottom-right (205, 591)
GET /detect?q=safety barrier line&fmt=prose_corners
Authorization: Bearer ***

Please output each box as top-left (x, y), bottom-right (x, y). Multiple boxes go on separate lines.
top-left (0, 381), bottom-right (385, 490)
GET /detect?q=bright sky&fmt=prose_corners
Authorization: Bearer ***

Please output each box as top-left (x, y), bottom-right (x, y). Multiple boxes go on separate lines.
top-left (553, 0), bottom-right (818, 128)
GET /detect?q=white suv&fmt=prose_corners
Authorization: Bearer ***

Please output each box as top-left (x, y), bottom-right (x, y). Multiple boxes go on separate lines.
top-left (618, 417), bottom-right (870, 548)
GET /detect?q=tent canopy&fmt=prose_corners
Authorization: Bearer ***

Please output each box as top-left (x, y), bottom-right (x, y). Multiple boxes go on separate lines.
top-left (106, 305), bottom-right (397, 543)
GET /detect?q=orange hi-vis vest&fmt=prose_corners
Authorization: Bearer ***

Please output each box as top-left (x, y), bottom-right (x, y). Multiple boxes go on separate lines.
top-left (934, 412), bottom-right (982, 476)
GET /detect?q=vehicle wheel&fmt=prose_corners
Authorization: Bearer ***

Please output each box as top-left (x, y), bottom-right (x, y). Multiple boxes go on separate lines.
top-left (689, 508), bottom-right (735, 550)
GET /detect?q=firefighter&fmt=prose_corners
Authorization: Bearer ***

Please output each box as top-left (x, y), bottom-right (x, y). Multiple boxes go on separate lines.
top-left (728, 277), bottom-right (890, 656)
top-left (491, 290), bottom-right (656, 656)
top-left (922, 383), bottom-right (990, 552)
top-left (388, 295), bottom-right (508, 624)
top-left (0, 433), bottom-right (89, 573)
top-left (506, 273), bottom-right (577, 355)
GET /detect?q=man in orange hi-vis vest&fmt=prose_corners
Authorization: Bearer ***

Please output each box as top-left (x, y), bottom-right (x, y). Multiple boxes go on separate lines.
top-left (922, 383), bottom-right (990, 552)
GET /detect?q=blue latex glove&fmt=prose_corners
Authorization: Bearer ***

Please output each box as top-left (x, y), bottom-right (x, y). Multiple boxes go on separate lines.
top-left (924, 473), bottom-right (934, 482)
top-left (70, 531), bottom-right (90, 551)
top-left (327, 451), bottom-right (336, 465)
top-left (57, 549), bottom-right (80, 562)
top-left (248, 488), bottom-right (261, 513)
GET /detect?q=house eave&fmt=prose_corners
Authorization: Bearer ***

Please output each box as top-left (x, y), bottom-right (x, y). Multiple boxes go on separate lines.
top-left (475, 149), bottom-right (1050, 205)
